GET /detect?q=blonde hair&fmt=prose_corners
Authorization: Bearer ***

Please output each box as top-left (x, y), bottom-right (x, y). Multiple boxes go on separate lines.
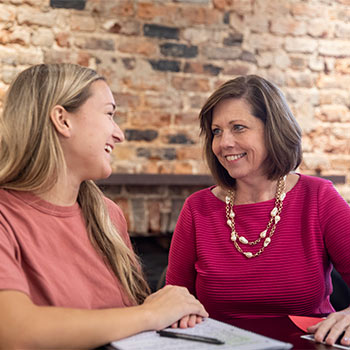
top-left (0, 63), bottom-right (150, 304)
top-left (199, 75), bottom-right (302, 189)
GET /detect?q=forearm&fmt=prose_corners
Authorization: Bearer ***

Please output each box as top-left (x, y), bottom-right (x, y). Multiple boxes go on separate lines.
top-left (1, 293), bottom-right (151, 349)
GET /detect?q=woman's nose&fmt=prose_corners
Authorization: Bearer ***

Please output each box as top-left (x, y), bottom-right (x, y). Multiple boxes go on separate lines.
top-left (113, 122), bottom-right (125, 143)
top-left (220, 130), bottom-right (235, 148)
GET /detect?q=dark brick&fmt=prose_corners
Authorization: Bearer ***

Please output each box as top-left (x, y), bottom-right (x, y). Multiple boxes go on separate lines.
top-left (168, 133), bottom-right (194, 144)
top-left (50, 0), bottom-right (85, 10)
top-left (137, 147), bottom-right (176, 160)
top-left (83, 38), bottom-right (114, 51)
top-left (122, 58), bottom-right (136, 70)
top-left (125, 129), bottom-right (158, 142)
top-left (204, 64), bottom-right (222, 75)
top-left (223, 33), bottom-right (243, 46)
top-left (109, 23), bottom-right (122, 34)
top-left (149, 59), bottom-right (181, 72)
top-left (223, 12), bottom-right (230, 24)
top-left (240, 51), bottom-right (257, 63)
top-left (160, 43), bottom-right (198, 58)
top-left (143, 24), bottom-right (179, 40)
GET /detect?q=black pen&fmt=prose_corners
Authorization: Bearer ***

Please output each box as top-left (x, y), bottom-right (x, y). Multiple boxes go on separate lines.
top-left (157, 330), bottom-right (225, 345)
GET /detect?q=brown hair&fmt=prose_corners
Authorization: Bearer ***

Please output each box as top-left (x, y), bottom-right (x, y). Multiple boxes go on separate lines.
top-left (0, 63), bottom-right (150, 304)
top-left (199, 75), bottom-right (302, 189)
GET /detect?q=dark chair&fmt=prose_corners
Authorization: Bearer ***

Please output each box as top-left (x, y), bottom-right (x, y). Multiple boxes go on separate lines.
top-left (330, 268), bottom-right (350, 311)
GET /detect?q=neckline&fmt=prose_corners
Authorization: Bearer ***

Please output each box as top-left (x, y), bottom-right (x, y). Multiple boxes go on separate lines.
top-left (210, 173), bottom-right (301, 207)
top-left (8, 190), bottom-right (81, 217)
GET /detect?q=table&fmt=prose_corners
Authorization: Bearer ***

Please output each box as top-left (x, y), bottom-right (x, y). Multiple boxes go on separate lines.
top-left (231, 317), bottom-right (333, 349)
top-left (99, 316), bottom-right (337, 350)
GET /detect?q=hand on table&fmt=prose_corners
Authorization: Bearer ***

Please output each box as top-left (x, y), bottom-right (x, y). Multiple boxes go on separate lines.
top-left (141, 285), bottom-right (208, 331)
top-left (307, 308), bottom-right (350, 346)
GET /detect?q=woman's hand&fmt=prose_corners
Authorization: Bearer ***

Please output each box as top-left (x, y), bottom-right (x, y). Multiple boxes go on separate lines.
top-left (141, 285), bottom-right (208, 331)
top-left (307, 308), bottom-right (350, 346)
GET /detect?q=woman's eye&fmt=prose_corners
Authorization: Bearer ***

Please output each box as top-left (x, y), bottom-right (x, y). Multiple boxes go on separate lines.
top-left (233, 124), bottom-right (245, 132)
top-left (212, 128), bottom-right (221, 136)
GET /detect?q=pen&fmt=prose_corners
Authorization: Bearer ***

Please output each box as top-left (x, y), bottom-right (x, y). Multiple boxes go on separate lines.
top-left (157, 330), bottom-right (225, 345)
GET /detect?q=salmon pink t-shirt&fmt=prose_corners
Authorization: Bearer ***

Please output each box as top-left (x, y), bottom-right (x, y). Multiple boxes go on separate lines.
top-left (0, 189), bottom-right (133, 308)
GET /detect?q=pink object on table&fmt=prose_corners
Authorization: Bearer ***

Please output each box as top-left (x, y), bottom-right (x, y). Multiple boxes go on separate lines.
top-left (288, 315), bottom-right (324, 333)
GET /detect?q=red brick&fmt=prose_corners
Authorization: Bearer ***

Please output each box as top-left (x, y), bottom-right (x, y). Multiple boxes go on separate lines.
top-left (55, 32), bottom-right (70, 48)
top-left (117, 38), bottom-right (157, 56)
top-left (171, 76), bottom-right (210, 92)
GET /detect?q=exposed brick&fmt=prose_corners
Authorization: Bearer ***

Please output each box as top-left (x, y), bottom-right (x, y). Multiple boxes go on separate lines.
top-left (31, 28), bottom-right (54, 47)
top-left (130, 198), bottom-right (147, 234)
top-left (115, 93), bottom-right (141, 109)
top-left (50, 0), bottom-right (86, 10)
top-left (307, 19), bottom-right (332, 38)
top-left (160, 43), bottom-right (198, 58)
top-left (55, 32), bottom-right (71, 47)
top-left (9, 27), bottom-right (30, 45)
top-left (222, 61), bottom-right (255, 75)
top-left (75, 36), bottom-right (115, 51)
top-left (125, 129), bottom-right (158, 142)
top-left (118, 38), bottom-right (157, 55)
top-left (202, 46), bottom-right (241, 60)
top-left (171, 76), bottom-right (210, 92)
top-left (183, 62), bottom-right (222, 75)
top-left (223, 32), bottom-right (243, 46)
top-left (143, 24), bottom-right (179, 40)
top-left (104, 20), bottom-right (140, 36)
top-left (70, 14), bottom-right (96, 32)
top-left (137, 148), bottom-right (177, 160)
top-left (137, 3), bottom-right (169, 20)
top-left (175, 112), bottom-right (199, 125)
top-left (130, 111), bottom-right (172, 128)
top-left (319, 40), bottom-right (350, 56)
top-left (17, 8), bottom-right (56, 27)
top-left (148, 200), bottom-right (161, 233)
top-left (246, 34), bottom-right (283, 51)
top-left (240, 51), bottom-right (257, 63)
top-left (0, 4), bottom-right (15, 22)
top-left (149, 59), bottom-right (181, 72)
top-left (285, 37), bottom-right (318, 53)
top-left (213, 0), bottom-right (234, 10)
top-left (167, 133), bottom-right (194, 144)
top-left (122, 58), bottom-right (136, 70)
top-left (177, 146), bottom-right (202, 160)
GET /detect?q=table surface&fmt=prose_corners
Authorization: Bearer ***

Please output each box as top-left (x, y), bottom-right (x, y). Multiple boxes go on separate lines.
top-left (100, 316), bottom-right (339, 350)
top-left (231, 317), bottom-right (335, 350)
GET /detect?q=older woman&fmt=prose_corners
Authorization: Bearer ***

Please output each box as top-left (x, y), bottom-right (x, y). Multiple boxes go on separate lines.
top-left (166, 75), bottom-right (350, 347)
top-left (0, 63), bottom-right (208, 349)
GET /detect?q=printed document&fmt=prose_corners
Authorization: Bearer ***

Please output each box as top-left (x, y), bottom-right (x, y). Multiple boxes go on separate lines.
top-left (111, 317), bottom-right (293, 349)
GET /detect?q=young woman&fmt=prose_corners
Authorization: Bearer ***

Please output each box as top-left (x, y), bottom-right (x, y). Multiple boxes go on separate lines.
top-left (0, 63), bottom-right (208, 349)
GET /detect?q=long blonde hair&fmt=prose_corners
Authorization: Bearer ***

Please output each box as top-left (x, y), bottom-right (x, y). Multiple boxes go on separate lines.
top-left (0, 63), bottom-right (150, 304)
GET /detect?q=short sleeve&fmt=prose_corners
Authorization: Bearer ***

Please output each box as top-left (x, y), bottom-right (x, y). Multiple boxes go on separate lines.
top-left (0, 218), bottom-right (30, 294)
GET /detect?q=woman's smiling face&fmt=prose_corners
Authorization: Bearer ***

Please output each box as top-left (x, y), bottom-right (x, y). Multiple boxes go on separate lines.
top-left (211, 98), bottom-right (268, 183)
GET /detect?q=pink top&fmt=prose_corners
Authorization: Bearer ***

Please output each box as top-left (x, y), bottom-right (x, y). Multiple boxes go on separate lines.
top-left (167, 174), bottom-right (350, 323)
top-left (0, 189), bottom-right (133, 308)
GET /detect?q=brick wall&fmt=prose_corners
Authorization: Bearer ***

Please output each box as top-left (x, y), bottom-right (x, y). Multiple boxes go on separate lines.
top-left (0, 0), bottom-right (349, 234)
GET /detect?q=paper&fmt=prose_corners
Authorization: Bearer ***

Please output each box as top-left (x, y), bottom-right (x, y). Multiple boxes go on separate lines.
top-left (111, 317), bottom-right (293, 350)
top-left (301, 334), bottom-right (350, 349)
top-left (288, 315), bottom-right (324, 332)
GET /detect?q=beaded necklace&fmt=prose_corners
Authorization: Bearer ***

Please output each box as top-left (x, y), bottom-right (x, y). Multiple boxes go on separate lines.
top-left (225, 175), bottom-right (287, 258)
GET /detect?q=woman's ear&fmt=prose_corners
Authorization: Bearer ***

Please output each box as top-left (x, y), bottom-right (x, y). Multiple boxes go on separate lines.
top-left (50, 105), bottom-right (72, 138)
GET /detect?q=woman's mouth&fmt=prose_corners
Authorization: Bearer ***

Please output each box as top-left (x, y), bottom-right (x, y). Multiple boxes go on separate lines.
top-left (225, 152), bottom-right (246, 161)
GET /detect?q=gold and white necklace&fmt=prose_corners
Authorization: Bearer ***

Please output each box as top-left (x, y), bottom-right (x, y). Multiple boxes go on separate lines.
top-left (225, 175), bottom-right (287, 258)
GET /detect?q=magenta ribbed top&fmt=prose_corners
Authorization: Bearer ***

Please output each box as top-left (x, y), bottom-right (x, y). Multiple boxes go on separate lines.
top-left (167, 174), bottom-right (350, 323)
